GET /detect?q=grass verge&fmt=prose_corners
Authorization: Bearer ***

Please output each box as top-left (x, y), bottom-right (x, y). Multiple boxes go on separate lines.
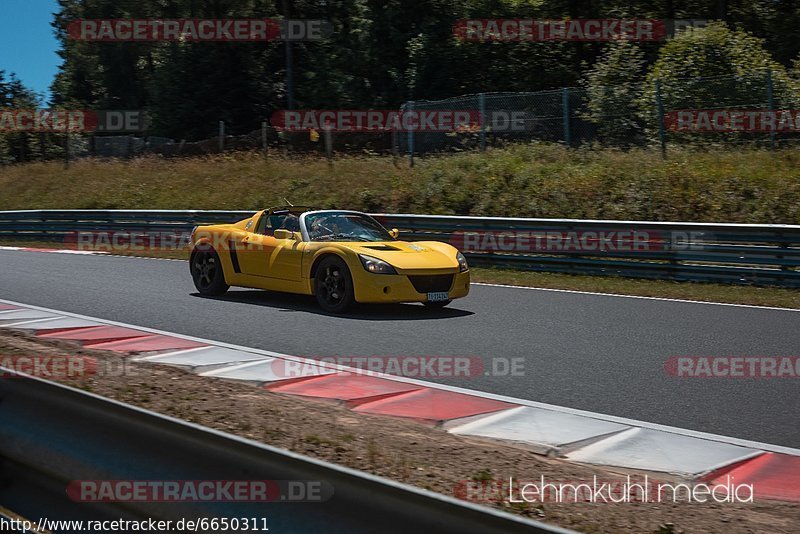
top-left (1, 144), bottom-right (800, 223)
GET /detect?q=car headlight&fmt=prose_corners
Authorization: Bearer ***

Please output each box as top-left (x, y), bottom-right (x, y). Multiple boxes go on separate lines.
top-left (359, 254), bottom-right (398, 275)
top-left (456, 251), bottom-right (469, 272)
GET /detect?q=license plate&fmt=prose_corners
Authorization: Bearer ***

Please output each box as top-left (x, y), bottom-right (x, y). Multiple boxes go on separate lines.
top-left (427, 292), bottom-right (449, 302)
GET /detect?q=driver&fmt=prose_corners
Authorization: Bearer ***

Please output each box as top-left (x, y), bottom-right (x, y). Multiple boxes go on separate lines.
top-left (308, 215), bottom-right (363, 240)
top-left (309, 216), bottom-right (334, 239)
top-left (333, 216), bottom-right (358, 234)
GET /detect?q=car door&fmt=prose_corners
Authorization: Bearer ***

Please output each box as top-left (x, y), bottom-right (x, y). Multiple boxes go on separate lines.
top-left (238, 232), bottom-right (280, 277)
top-left (238, 211), bottom-right (303, 281)
top-left (267, 234), bottom-right (304, 281)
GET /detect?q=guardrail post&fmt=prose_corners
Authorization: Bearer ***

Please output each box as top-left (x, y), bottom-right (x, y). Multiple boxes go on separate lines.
top-left (767, 69), bottom-right (775, 150)
top-left (655, 80), bottom-right (667, 159)
top-left (478, 92), bottom-right (486, 151)
top-left (219, 121), bottom-right (225, 152)
top-left (777, 230), bottom-right (791, 284)
top-left (562, 88), bottom-right (571, 147)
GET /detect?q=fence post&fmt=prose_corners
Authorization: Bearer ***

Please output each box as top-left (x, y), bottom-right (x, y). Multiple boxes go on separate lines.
top-left (407, 101), bottom-right (415, 167)
top-left (655, 80), bottom-right (667, 159)
top-left (562, 88), bottom-right (571, 147)
top-left (478, 92), bottom-right (486, 151)
top-left (324, 125), bottom-right (333, 164)
top-left (391, 127), bottom-right (399, 165)
top-left (64, 132), bottom-right (70, 169)
top-left (218, 121), bottom-right (225, 152)
top-left (767, 69), bottom-right (775, 150)
top-left (261, 120), bottom-right (268, 157)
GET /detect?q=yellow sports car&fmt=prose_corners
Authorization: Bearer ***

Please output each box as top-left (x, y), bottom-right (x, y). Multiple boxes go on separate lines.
top-left (189, 207), bottom-right (470, 313)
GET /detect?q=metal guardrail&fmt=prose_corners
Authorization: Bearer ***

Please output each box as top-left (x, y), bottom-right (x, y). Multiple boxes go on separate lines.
top-left (378, 213), bottom-right (800, 287)
top-left (1, 209), bottom-right (799, 287)
top-left (0, 371), bottom-right (567, 533)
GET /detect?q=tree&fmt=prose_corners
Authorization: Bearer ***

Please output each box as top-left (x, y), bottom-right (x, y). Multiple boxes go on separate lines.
top-left (637, 22), bottom-right (800, 143)
top-left (581, 39), bottom-right (647, 146)
top-left (0, 71), bottom-right (42, 163)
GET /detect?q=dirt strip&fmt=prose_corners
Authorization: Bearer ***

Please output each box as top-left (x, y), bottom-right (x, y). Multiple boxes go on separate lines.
top-left (1, 330), bottom-right (797, 533)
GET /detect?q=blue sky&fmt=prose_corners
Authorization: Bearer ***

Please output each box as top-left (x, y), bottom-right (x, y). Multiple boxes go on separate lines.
top-left (0, 0), bottom-right (60, 102)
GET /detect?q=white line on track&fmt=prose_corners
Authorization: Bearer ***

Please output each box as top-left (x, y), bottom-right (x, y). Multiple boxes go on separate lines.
top-left (1, 296), bottom-right (799, 457)
top-left (472, 282), bottom-right (800, 312)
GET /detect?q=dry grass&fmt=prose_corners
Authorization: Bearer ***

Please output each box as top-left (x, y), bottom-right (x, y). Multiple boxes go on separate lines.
top-left (1, 144), bottom-right (800, 223)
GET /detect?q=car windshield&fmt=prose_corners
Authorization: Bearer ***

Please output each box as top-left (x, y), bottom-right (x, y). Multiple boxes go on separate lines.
top-left (304, 212), bottom-right (392, 242)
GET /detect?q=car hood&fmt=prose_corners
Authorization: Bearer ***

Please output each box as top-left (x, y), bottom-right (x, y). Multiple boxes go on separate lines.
top-left (340, 240), bottom-right (460, 271)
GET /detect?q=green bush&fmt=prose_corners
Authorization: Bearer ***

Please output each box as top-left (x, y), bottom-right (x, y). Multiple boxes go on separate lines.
top-left (638, 23), bottom-right (800, 144)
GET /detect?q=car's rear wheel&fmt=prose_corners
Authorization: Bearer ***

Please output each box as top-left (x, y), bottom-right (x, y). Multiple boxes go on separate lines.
top-left (423, 300), bottom-right (451, 308)
top-left (314, 256), bottom-right (355, 313)
top-left (191, 247), bottom-right (229, 296)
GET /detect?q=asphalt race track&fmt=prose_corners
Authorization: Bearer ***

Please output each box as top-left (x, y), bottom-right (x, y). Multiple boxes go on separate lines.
top-left (1, 249), bottom-right (799, 447)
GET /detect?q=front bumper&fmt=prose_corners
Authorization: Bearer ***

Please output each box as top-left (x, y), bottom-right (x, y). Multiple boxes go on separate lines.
top-left (352, 269), bottom-right (470, 304)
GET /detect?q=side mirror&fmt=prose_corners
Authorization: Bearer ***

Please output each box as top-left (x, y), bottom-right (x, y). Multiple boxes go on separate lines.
top-left (274, 229), bottom-right (295, 240)
top-left (388, 228), bottom-right (400, 239)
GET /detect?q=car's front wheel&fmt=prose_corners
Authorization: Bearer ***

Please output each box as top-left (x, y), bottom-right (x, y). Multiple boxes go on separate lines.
top-left (191, 247), bottom-right (229, 296)
top-left (314, 256), bottom-right (355, 313)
